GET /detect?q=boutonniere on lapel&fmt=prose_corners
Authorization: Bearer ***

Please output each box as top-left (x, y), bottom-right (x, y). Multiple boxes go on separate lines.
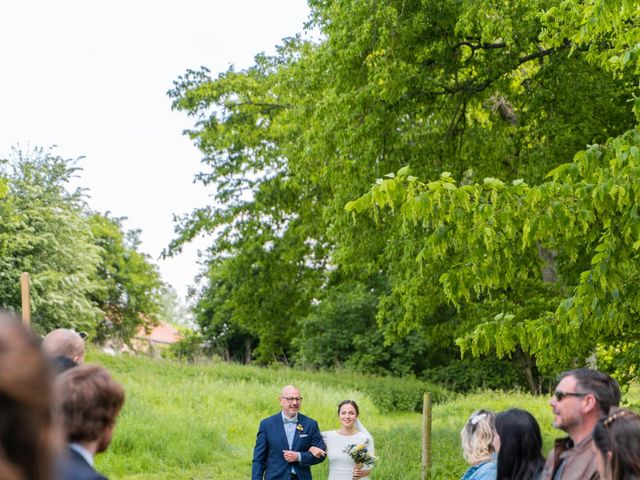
top-left (296, 424), bottom-right (304, 432)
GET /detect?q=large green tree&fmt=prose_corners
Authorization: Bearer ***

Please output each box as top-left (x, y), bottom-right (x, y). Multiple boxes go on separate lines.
top-left (0, 148), bottom-right (167, 342)
top-left (170, 0), bottom-right (638, 379)
top-left (346, 0), bottom-right (640, 383)
top-left (168, 43), bottom-right (331, 363)
top-left (88, 213), bottom-right (165, 342)
top-left (0, 148), bottom-right (101, 333)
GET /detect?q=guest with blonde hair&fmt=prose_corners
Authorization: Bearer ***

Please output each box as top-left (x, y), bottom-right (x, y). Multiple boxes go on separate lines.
top-left (460, 409), bottom-right (497, 480)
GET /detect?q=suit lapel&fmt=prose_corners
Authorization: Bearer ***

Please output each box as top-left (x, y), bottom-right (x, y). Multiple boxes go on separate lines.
top-left (275, 413), bottom-right (290, 449)
top-left (291, 414), bottom-right (304, 450)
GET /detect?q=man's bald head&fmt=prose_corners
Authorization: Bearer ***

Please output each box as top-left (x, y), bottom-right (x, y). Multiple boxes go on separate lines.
top-left (42, 328), bottom-right (85, 364)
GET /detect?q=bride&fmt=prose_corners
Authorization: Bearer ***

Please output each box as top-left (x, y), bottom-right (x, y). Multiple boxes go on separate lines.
top-left (310, 400), bottom-right (374, 479)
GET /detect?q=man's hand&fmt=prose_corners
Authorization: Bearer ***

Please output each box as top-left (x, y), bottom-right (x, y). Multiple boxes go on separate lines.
top-left (283, 450), bottom-right (299, 463)
top-left (308, 446), bottom-right (326, 458)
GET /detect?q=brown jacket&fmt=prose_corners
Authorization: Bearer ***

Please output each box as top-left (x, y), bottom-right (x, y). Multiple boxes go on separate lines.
top-left (541, 434), bottom-right (598, 480)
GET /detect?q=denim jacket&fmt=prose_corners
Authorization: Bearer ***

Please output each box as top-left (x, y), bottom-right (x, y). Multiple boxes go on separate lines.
top-left (461, 459), bottom-right (497, 480)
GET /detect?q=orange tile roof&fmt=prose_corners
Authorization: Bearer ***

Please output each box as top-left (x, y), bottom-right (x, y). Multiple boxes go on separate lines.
top-left (136, 322), bottom-right (182, 344)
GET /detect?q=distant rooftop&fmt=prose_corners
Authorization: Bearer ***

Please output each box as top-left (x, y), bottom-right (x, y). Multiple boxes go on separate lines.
top-left (136, 321), bottom-right (182, 345)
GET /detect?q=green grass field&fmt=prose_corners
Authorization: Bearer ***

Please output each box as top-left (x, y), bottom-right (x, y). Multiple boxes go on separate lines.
top-left (88, 351), bottom-right (581, 479)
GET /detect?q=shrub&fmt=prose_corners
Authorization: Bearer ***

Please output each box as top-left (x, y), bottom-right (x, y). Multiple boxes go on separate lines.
top-left (310, 369), bottom-right (452, 412)
top-left (423, 358), bottom-right (528, 393)
top-left (164, 330), bottom-right (206, 362)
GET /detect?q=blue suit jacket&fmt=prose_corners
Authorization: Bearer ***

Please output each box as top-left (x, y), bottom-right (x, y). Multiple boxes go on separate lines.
top-left (252, 412), bottom-right (326, 480)
top-left (56, 446), bottom-right (108, 480)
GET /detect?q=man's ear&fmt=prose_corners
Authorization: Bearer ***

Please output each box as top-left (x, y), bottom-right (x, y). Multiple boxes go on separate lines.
top-left (582, 393), bottom-right (599, 414)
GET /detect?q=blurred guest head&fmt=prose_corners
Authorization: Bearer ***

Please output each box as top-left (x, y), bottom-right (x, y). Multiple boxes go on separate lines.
top-left (592, 408), bottom-right (640, 480)
top-left (50, 355), bottom-right (79, 375)
top-left (42, 328), bottom-right (85, 365)
top-left (0, 311), bottom-right (56, 480)
top-left (56, 364), bottom-right (124, 454)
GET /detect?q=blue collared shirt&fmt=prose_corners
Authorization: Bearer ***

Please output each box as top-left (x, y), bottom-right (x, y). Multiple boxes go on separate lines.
top-left (281, 412), bottom-right (301, 471)
top-left (282, 412), bottom-right (299, 449)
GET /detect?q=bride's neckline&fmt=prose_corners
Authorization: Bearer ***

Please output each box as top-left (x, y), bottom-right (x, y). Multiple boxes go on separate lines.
top-left (335, 429), bottom-right (360, 437)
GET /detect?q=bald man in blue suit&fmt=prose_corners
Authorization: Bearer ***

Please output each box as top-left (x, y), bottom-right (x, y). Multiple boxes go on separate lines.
top-left (252, 385), bottom-right (326, 480)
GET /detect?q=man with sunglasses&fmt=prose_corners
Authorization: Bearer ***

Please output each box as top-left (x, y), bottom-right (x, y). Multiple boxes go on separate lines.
top-left (542, 368), bottom-right (621, 480)
top-left (252, 385), bottom-right (326, 480)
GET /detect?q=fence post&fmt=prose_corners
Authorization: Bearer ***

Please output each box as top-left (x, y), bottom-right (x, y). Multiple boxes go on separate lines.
top-left (422, 392), bottom-right (432, 480)
top-left (20, 272), bottom-right (31, 327)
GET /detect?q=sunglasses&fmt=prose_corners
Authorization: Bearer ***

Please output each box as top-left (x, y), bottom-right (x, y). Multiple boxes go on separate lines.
top-left (554, 390), bottom-right (588, 401)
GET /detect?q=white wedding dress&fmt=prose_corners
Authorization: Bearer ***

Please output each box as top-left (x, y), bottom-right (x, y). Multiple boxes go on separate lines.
top-left (322, 430), bottom-right (374, 480)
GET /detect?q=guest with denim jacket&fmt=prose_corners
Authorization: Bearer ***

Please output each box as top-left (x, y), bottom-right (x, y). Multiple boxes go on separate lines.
top-left (460, 409), bottom-right (497, 480)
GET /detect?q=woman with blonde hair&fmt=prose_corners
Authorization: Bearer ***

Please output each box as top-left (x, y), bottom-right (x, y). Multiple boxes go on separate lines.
top-left (460, 409), bottom-right (497, 480)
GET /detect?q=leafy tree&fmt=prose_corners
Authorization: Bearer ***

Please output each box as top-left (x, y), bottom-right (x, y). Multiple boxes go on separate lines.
top-left (88, 213), bottom-right (165, 342)
top-left (190, 240), bottom-right (317, 364)
top-left (157, 284), bottom-right (194, 327)
top-left (170, 0), bottom-right (639, 380)
top-left (192, 258), bottom-right (258, 363)
top-left (348, 128), bottom-right (640, 380)
top-left (294, 279), bottom-right (447, 375)
top-left (0, 147), bottom-right (101, 333)
top-left (167, 41), bottom-right (332, 363)
top-left (0, 148), bottom-right (167, 343)
top-left (343, 0), bottom-right (640, 384)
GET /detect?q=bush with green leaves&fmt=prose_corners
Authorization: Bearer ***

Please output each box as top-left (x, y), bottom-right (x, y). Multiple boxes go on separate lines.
top-left (164, 330), bottom-right (207, 362)
top-left (423, 358), bottom-right (530, 393)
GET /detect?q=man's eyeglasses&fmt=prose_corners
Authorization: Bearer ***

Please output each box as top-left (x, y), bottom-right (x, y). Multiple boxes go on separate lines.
top-left (281, 396), bottom-right (303, 402)
top-left (554, 390), bottom-right (588, 402)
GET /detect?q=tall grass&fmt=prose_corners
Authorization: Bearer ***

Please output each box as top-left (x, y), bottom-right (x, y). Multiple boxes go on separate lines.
top-left (90, 352), bottom-right (564, 479)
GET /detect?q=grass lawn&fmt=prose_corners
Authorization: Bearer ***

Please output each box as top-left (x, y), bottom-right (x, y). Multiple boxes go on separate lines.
top-left (88, 351), bottom-right (626, 479)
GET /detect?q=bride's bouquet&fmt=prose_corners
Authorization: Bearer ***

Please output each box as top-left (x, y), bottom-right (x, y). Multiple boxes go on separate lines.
top-left (344, 441), bottom-right (375, 479)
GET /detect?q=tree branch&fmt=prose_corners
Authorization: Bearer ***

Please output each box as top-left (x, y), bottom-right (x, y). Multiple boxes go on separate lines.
top-left (453, 40), bottom-right (507, 51)
top-left (448, 40), bottom-right (573, 96)
top-left (231, 100), bottom-right (292, 112)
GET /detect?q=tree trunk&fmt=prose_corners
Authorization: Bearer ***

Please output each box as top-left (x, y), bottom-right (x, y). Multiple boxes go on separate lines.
top-left (537, 243), bottom-right (558, 283)
top-left (244, 340), bottom-right (252, 364)
top-left (520, 350), bottom-right (538, 394)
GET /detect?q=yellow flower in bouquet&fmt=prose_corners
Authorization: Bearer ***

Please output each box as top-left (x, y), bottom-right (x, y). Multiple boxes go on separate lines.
top-left (343, 442), bottom-right (375, 466)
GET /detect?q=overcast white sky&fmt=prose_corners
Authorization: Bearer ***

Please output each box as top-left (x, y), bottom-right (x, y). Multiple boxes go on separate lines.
top-left (0, 0), bottom-right (311, 303)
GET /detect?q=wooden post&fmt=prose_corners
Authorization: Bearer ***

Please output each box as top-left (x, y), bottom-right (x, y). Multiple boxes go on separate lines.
top-left (20, 272), bottom-right (31, 327)
top-left (422, 392), bottom-right (432, 480)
